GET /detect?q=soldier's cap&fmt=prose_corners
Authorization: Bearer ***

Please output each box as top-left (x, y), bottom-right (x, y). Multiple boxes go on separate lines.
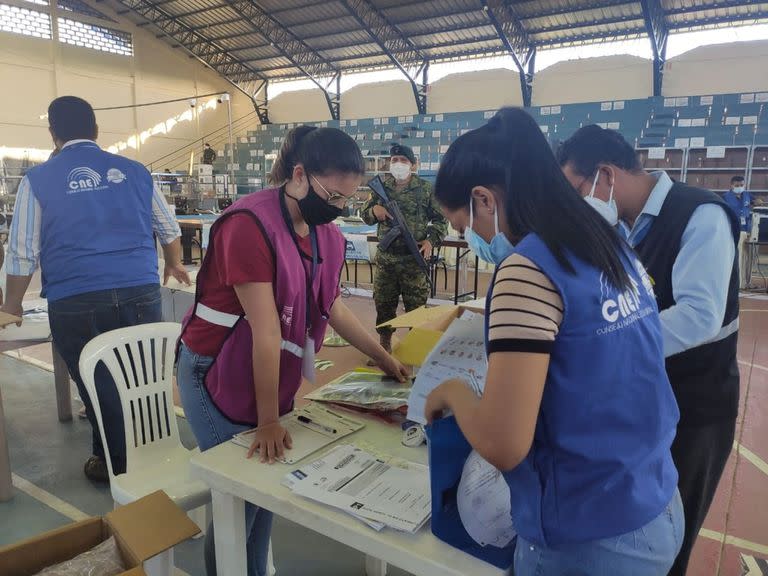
top-left (390, 143), bottom-right (416, 164)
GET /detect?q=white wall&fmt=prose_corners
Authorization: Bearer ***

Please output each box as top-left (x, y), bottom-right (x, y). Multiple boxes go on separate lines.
top-left (342, 80), bottom-right (417, 119)
top-left (0, 1), bottom-right (255, 169)
top-left (533, 55), bottom-right (652, 105)
top-left (663, 40), bottom-right (768, 96)
top-left (269, 88), bottom-right (330, 123)
top-left (429, 68), bottom-right (524, 112)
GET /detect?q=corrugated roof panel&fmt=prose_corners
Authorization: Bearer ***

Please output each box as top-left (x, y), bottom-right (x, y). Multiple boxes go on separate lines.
top-left (187, 21), bottom-right (253, 39)
top-left (381, 0), bottom-right (479, 24)
top-left (319, 43), bottom-right (383, 61)
top-left (523, 3), bottom-right (642, 34)
top-left (397, 10), bottom-right (488, 36)
top-left (667, 2), bottom-right (768, 28)
top-left (182, 8), bottom-right (241, 28)
top-left (423, 38), bottom-right (503, 59)
top-left (533, 26), bottom-right (646, 48)
top-left (270, 0), bottom-right (347, 27)
top-left (212, 33), bottom-right (264, 50)
top-left (409, 25), bottom-right (500, 49)
top-left (337, 55), bottom-right (396, 71)
top-left (290, 15), bottom-right (361, 39)
top-left (222, 44), bottom-right (277, 61)
top-left (304, 30), bottom-right (373, 51)
top-left (162, 0), bottom-right (225, 17)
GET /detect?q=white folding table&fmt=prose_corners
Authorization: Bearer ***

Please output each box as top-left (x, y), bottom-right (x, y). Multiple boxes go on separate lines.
top-left (190, 412), bottom-right (506, 576)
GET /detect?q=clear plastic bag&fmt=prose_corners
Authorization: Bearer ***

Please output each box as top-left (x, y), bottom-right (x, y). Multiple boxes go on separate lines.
top-left (34, 536), bottom-right (125, 576)
top-left (305, 372), bottom-right (412, 411)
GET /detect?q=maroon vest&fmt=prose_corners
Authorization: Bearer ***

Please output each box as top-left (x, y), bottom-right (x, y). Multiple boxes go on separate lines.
top-left (180, 188), bottom-right (345, 424)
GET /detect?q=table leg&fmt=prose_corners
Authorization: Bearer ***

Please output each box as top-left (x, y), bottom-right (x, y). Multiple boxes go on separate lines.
top-left (0, 386), bottom-right (12, 501)
top-left (52, 343), bottom-right (72, 423)
top-left (212, 489), bottom-right (247, 576)
top-left (181, 227), bottom-right (194, 265)
top-left (365, 555), bottom-right (388, 576)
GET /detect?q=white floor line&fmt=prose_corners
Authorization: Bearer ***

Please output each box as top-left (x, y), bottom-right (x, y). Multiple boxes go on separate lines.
top-left (700, 528), bottom-right (768, 556)
top-left (738, 360), bottom-right (768, 374)
top-left (734, 441), bottom-right (768, 477)
top-left (11, 473), bottom-right (89, 522)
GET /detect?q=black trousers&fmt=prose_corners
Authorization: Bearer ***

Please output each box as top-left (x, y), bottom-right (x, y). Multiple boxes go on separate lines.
top-left (668, 418), bottom-right (736, 576)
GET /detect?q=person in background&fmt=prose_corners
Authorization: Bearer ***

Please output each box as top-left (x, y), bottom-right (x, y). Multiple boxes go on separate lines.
top-left (202, 142), bottom-right (216, 165)
top-left (558, 125), bottom-right (739, 576)
top-left (361, 143), bottom-right (447, 357)
top-left (0, 96), bottom-right (190, 483)
top-left (176, 125), bottom-right (409, 576)
top-left (426, 108), bottom-right (682, 575)
top-left (724, 175), bottom-right (753, 288)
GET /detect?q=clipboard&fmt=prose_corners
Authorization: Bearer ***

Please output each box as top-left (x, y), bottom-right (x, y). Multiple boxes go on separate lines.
top-left (231, 403), bottom-right (365, 464)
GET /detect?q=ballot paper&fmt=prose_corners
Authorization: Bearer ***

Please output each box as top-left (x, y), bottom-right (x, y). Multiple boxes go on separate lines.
top-left (457, 451), bottom-right (516, 548)
top-left (406, 311), bottom-right (487, 425)
top-left (284, 444), bottom-right (431, 533)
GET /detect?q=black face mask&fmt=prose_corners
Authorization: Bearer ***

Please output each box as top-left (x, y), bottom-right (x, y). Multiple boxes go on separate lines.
top-left (293, 184), bottom-right (343, 226)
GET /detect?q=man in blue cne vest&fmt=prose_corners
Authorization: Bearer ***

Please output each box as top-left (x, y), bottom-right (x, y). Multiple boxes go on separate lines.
top-left (0, 96), bottom-right (189, 483)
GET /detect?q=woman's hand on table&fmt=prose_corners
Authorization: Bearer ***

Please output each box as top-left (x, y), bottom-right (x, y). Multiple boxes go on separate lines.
top-left (247, 421), bottom-right (293, 464)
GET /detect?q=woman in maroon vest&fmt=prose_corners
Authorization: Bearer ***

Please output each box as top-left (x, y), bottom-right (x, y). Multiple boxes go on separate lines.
top-left (177, 126), bottom-right (408, 576)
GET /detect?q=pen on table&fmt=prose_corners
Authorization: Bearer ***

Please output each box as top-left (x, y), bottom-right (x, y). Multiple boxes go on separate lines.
top-left (298, 415), bottom-right (337, 434)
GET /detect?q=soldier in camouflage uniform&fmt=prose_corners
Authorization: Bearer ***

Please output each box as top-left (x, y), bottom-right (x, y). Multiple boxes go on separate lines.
top-left (362, 143), bottom-right (448, 354)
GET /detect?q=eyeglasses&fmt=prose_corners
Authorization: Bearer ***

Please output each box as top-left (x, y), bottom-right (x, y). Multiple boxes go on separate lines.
top-left (312, 175), bottom-right (353, 207)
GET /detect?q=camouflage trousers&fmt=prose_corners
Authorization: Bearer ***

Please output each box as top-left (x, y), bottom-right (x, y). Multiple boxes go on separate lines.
top-left (374, 251), bottom-right (430, 335)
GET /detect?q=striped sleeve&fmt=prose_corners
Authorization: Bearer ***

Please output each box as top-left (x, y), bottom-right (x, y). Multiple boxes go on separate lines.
top-left (151, 183), bottom-right (181, 245)
top-left (6, 175), bottom-right (42, 276)
top-left (487, 254), bottom-right (564, 354)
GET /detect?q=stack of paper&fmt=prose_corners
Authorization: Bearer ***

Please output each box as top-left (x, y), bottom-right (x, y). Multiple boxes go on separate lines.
top-left (282, 444), bottom-right (431, 534)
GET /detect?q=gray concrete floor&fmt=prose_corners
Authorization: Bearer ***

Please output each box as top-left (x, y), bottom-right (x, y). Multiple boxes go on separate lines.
top-left (0, 353), bottom-right (413, 575)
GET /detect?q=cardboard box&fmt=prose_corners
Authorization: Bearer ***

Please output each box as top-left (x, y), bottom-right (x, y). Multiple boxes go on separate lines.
top-left (0, 491), bottom-right (200, 576)
top-left (380, 302), bottom-right (485, 366)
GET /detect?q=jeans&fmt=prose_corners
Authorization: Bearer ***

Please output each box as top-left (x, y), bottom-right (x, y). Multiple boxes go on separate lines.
top-left (177, 342), bottom-right (273, 576)
top-left (48, 284), bottom-right (162, 475)
top-left (514, 489), bottom-right (684, 576)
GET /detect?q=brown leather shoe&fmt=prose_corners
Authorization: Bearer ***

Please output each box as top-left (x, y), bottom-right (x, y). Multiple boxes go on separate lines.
top-left (83, 455), bottom-right (109, 483)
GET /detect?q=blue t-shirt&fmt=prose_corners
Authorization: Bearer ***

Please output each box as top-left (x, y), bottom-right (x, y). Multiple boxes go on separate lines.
top-left (723, 189), bottom-right (752, 232)
top-left (25, 142), bottom-right (158, 301)
top-left (486, 233), bottom-right (679, 546)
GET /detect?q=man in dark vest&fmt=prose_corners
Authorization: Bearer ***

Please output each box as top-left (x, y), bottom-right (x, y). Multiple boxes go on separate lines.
top-left (1, 96), bottom-right (190, 483)
top-left (558, 126), bottom-right (739, 576)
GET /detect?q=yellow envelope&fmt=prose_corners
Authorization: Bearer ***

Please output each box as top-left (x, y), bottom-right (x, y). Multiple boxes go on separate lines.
top-left (394, 327), bottom-right (445, 366)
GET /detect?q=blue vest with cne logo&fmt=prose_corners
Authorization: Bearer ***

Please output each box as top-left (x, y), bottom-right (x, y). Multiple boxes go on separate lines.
top-left (25, 141), bottom-right (158, 302)
top-left (485, 233), bottom-right (679, 546)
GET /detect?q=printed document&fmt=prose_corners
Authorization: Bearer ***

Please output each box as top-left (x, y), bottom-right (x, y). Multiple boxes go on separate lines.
top-left (406, 312), bottom-right (487, 424)
top-left (283, 445), bottom-right (431, 533)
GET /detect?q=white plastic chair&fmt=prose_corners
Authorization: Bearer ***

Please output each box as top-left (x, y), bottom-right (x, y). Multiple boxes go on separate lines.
top-left (79, 322), bottom-right (210, 575)
top-left (80, 322), bottom-right (276, 576)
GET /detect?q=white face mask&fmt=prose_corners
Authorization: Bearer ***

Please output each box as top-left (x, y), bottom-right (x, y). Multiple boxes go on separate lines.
top-left (390, 162), bottom-right (411, 181)
top-left (583, 170), bottom-right (618, 226)
top-left (733, 186), bottom-right (745, 194)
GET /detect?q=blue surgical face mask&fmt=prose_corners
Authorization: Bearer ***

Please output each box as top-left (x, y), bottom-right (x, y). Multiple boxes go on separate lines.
top-left (464, 199), bottom-right (515, 265)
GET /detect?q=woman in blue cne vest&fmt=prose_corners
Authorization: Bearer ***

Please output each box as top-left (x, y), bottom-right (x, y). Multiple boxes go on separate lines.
top-left (425, 108), bottom-right (684, 575)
